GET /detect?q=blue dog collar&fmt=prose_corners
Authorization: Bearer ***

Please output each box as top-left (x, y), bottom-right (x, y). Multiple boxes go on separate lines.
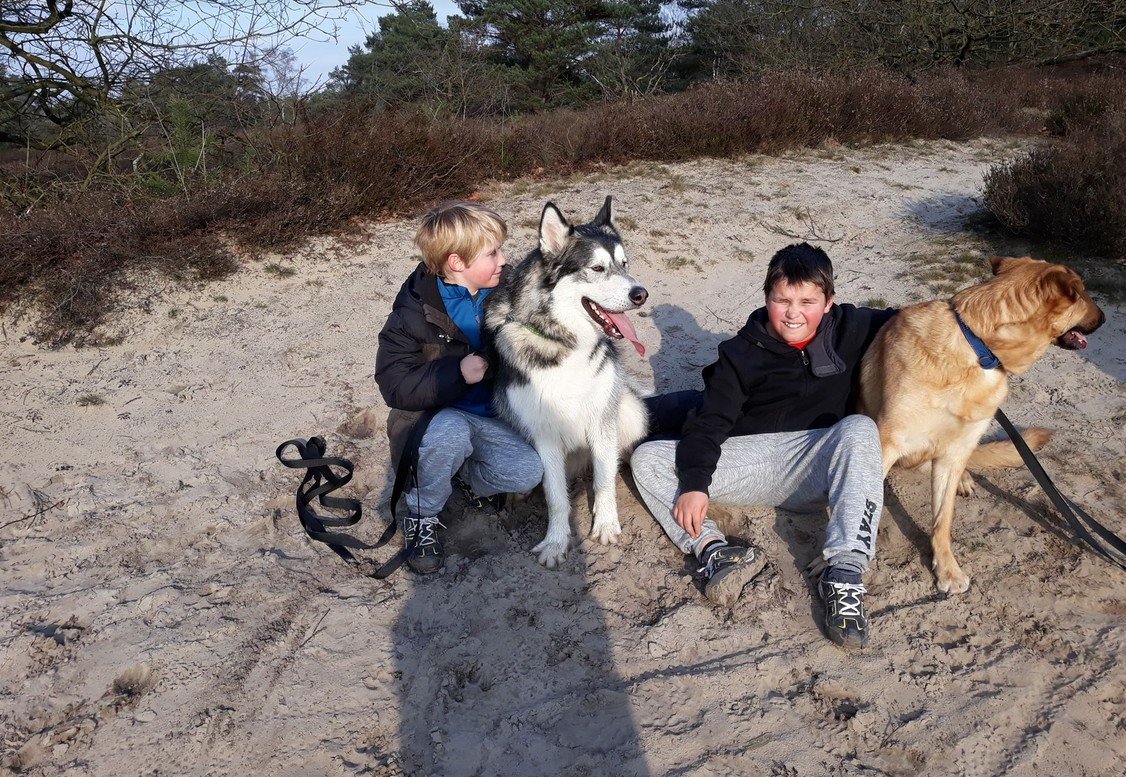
top-left (953, 309), bottom-right (1001, 370)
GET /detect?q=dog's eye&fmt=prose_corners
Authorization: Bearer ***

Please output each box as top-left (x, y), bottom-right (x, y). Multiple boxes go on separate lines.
top-left (591, 265), bottom-right (605, 273)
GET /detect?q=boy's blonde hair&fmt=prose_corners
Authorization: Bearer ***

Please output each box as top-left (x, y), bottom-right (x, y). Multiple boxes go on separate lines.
top-left (415, 201), bottom-right (507, 275)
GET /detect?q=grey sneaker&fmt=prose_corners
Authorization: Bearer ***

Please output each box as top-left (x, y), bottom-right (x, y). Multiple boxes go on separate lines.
top-left (698, 542), bottom-right (768, 607)
top-left (401, 513), bottom-right (445, 574)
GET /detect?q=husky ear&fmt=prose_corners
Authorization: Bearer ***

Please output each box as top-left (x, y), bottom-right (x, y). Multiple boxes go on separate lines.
top-left (539, 202), bottom-right (573, 256)
top-left (593, 195), bottom-right (614, 227)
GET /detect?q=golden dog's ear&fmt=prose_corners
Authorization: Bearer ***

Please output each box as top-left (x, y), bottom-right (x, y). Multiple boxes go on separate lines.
top-left (1038, 265), bottom-right (1083, 302)
top-left (989, 256), bottom-right (1034, 275)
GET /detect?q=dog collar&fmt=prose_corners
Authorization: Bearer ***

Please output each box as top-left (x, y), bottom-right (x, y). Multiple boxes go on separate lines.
top-left (522, 323), bottom-right (549, 339)
top-left (510, 319), bottom-right (551, 341)
top-left (953, 309), bottom-right (1001, 370)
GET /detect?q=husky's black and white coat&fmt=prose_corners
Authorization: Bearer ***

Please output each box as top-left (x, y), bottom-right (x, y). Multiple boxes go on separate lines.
top-left (486, 197), bottom-right (649, 567)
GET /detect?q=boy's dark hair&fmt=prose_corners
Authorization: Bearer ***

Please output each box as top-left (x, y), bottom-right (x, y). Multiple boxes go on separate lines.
top-left (763, 242), bottom-right (835, 298)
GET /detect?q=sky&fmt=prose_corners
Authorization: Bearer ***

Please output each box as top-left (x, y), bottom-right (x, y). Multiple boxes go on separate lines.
top-left (289, 1), bottom-right (462, 87)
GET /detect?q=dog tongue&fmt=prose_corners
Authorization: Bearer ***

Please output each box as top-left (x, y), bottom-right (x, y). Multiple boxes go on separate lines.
top-left (1061, 329), bottom-right (1088, 349)
top-left (606, 311), bottom-right (646, 356)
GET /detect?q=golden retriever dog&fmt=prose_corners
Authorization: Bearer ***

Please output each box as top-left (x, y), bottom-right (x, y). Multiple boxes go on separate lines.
top-left (860, 257), bottom-right (1105, 593)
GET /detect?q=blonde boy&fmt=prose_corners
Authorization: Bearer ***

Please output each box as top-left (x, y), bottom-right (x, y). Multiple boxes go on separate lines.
top-left (375, 202), bottom-right (543, 573)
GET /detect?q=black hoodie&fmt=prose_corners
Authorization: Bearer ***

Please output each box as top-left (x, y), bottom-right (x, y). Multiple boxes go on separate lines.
top-left (675, 303), bottom-right (896, 494)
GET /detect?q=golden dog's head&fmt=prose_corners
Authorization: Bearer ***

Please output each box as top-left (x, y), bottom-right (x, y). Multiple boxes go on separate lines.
top-left (984, 256), bottom-right (1105, 350)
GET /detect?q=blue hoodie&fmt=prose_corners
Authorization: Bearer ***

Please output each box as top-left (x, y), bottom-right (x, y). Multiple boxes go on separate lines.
top-left (438, 279), bottom-right (495, 417)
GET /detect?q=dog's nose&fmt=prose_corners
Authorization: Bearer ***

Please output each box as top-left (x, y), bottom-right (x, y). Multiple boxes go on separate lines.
top-left (629, 286), bottom-right (648, 306)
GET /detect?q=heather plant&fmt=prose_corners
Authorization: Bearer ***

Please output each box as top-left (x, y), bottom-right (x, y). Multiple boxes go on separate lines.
top-left (985, 106), bottom-right (1126, 261)
top-left (3, 69), bottom-right (1122, 343)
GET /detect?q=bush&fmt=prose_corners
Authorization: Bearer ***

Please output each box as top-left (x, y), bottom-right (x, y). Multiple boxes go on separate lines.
top-left (1044, 83), bottom-right (1126, 137)
top-left (985, 107), bottom-right (1126, 260)
top-left (3, 68), bottom-right (1123, 343)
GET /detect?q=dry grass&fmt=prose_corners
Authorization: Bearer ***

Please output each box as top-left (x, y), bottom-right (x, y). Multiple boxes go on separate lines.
top-left (4, 68), bottom-right (1124, 343)
top-left (264, 263), bottom-right (296, 278)
top-left (905, 248), bottom-right (992, 297)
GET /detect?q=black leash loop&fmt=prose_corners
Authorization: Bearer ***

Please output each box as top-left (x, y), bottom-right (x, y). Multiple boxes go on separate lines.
top-left (274, 411), bottom-right (437, 579)
top-left (275, 436), bottom-right (386, 562)
top-left (995, 410), bottom-right (1126, 571)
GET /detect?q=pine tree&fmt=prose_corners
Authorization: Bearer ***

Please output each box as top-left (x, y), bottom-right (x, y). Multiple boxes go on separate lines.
top-left (585, 2), bottom-right (677, 100)
top-left (456, 1), bottom-right (606, 110)
top-left (331, 1), bottom-right (453, 105)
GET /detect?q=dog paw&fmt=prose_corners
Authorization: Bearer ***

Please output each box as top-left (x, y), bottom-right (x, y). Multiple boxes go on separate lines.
top-left (935, 568), bottom-right (972, 595)
top-left (589, 519), bottom-right (622, 545)
top-left (957, 471), bottom-right (976, 496)
top-left (532, 535), bottom-right (570, 568)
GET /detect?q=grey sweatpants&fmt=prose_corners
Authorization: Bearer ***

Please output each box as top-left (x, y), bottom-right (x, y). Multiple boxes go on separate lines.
top-left (630, 414), bottom-right (883, 575)
top-left (404, 408), bottom-right (544, 518)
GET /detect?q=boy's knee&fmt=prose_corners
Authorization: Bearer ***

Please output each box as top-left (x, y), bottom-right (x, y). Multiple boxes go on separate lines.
top-left (630, 440), bottom-right (661, 469)
top-left (836, 414), bottom-right (879, 445)
top-left (421, 409), bottom-right (474, 454)
top-left (630, 440), bottom-right (676, 480)
top-left (515, 452), bottom-right (544, 492)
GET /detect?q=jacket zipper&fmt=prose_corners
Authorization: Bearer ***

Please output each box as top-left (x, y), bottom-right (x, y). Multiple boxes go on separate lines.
top-left (424, 305), bottom-right (469, 345)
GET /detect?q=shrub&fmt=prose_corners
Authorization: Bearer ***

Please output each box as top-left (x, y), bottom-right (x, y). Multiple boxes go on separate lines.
top-left (3, 68), bottom-right (1123, 343)
top-left (1044, 82), bottom-right (1126, 137)
top-left (984, 107), bottom-right (1126, 260)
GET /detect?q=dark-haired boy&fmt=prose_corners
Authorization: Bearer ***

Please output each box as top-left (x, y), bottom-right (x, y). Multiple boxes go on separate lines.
top-left (631, 243), bottom-right (895, 648)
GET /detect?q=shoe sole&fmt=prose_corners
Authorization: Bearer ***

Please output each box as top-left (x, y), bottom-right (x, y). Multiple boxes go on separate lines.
top-left (825, 628), bottom-right (869, 650)
top-left (407, 558), bottom-right (443, 574)
top-left (704, 551), bottom-right (768, 607)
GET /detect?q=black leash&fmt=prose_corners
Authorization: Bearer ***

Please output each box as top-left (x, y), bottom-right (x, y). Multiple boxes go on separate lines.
top-left (995, 409), bottom-right (1126, 571)
top-left (275, 410), bottom-right (436, 579)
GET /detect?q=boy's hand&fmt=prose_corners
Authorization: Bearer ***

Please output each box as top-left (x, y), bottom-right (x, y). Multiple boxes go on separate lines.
top-left (460, 354), bottom-right (488, 384)
top-left (674, 491), bottom-right (710, 538)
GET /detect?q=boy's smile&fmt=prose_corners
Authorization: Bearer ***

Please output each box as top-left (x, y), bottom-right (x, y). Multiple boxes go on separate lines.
top-left (766, 279), bottom-right (834, 345)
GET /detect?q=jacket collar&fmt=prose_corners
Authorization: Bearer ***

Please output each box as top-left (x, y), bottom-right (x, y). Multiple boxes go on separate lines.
top-left (407, 263), bottom-right (469, 343)
top-left (741, 306), bottom-right (847, 377)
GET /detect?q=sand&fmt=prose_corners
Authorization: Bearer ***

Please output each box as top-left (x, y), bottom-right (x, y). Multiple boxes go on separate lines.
top-left (2, 137), bottom-right (1124, 777)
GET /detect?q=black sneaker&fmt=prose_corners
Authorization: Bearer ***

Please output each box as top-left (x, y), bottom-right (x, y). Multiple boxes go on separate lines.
top-left (454, 475), bottom-right (506, 512)
top-left (401, 513), bottom-right (445, 574)
top-left (698, 542), bottom-right (768, 607)
top-left (818, 567), bottom-right (869, 648)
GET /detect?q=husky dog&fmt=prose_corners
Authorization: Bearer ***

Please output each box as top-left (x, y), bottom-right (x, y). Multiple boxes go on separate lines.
top-left (486, 197), bottom-right (650, 567)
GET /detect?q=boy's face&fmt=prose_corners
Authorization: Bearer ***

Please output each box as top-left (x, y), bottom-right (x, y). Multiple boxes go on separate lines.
top-left (447, 240), bottom-right (506, 294)
top-left (765, 279), bottom-right (834, 345)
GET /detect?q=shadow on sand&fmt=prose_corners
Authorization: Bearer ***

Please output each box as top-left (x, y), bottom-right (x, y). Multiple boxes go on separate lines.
top-left (391, 493), bottom-right (652, 776)
top-left (646, 303), bottom-right (731, 393)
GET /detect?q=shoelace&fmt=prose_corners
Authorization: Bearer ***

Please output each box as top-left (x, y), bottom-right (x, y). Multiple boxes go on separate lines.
top-left (696, 547), bottom-right (742, 578)
top-left (827, 582), bottom-right (867, 617)
top-left (416, 517), bottom-right (444, 548)
top-left (457, 477), bottom-right (495, 510)
top-left (405, 516), bottom-right (445, 549)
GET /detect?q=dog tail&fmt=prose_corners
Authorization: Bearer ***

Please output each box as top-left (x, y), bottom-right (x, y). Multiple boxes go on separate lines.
top-left (967, 427), bottom-right (1052, 469)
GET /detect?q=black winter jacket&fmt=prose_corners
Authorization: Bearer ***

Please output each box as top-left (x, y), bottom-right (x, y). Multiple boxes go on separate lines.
top-left (676, 303), bottom-right (895, 494)
top-left (375, 263), bottom-right (483, 467)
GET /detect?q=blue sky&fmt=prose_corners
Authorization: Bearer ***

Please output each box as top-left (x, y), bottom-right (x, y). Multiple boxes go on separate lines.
top-left (290, 1), bottom-right (462, 86)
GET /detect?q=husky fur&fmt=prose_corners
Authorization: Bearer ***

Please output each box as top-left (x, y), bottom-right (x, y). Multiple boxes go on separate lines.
top-left (859, 256), bottom-right (1105, 594)
top-left (486, 197), bottom-right (650, 567)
